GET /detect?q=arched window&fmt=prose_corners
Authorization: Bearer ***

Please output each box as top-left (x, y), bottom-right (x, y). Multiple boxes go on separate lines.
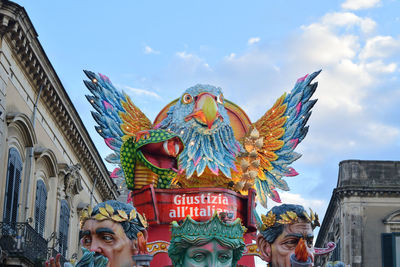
top-left (3, 147), bottom-right (23, 226)
top-left (34, 180), bottom-right (47, 236)
top-left (59, 200), bottom-right (70, 257)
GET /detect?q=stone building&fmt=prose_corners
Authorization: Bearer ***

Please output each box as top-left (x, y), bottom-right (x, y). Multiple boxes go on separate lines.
top-left (315, 160), bottom-right (400, 267)
top-left (0, 1), bottom-right (118, 266)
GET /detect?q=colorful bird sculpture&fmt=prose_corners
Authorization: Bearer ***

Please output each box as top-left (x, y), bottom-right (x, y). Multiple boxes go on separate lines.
top-left (83, 71), bottom-right (183, 190)
top-left (84, 70), bottom-right (320, 207)
top-left (233, 71), bottom-right (320, 207)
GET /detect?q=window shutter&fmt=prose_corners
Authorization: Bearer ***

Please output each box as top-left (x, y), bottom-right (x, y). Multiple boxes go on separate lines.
top-left (34, 180), bottom-right (47, 236)
top-left (3, 148), bottom-right (22, 225)
top-left (59, 200), bottom-right (70, 257)
top-left (382, 233), bottom-right (394, 267)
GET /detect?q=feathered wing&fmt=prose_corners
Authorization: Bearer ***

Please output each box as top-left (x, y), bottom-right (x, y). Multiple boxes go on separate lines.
top-left (83, 70), bottom-right (152, 181)
top-left (252, 70), bottom-right (320, 207)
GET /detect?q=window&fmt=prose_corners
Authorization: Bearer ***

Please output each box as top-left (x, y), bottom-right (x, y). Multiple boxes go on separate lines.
top-left (382, 232), bottom-right (400, 267)
top-left (34, 180), bottom-right (47, 237)
top-left (59, 200), bottom-right (70, 257)
top-left (330, 238), bottom-right (341, 262)
top-left (3, 148), bottom-right (23, 226)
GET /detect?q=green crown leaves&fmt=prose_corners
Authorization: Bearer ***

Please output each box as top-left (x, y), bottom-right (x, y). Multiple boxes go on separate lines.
top-left (171, 213), bottom-right (246, 240)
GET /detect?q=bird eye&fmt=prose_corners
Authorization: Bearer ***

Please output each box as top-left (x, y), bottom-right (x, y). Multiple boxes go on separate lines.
top-left (182, 93), bottom-right (193, 104)
top-left (217, 93), bottom-right (224, 104)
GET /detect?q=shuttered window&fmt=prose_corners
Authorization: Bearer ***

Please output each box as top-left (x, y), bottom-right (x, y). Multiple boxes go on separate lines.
top-left (34, 180), bottom-right (47, 237)
top-left (3, 148), bottom-right (23, 226)
top-left (382, 232), bottom-right (400, 267)
top-left (59, 200), bottom-right (70, 257)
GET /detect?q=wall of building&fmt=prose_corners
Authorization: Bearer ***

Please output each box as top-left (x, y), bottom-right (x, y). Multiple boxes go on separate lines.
top-left (316, 160), bottom-right (400, 267)
top-left (0, 1), bottom-right (119, 265)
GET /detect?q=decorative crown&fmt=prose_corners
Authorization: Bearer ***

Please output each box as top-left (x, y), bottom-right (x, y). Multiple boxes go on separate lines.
top-left (260, 208), bottom-right (320, 231)
top-left (79, 204), bottom-right (148, 229)
top-left (171, 213), bottom-right (246, 240)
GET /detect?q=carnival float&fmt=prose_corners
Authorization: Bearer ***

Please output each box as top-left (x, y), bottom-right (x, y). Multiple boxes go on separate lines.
top-left (83, 69), bottom-right (336, 266)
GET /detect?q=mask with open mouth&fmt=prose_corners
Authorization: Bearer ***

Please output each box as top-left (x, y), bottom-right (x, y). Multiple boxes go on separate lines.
top-left (121, 129), bottom-right (184, 189)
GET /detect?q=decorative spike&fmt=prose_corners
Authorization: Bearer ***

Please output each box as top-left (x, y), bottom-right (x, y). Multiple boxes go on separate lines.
top-left (250, 128), bottom-right (260, 139)
top-left (240, 159), bottom-right (250, 171)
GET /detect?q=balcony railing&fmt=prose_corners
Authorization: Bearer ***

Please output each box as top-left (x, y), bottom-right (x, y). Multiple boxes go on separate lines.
top-left (48, 247), bottom-right (68, 266)
top-left (0, 222), bottom-right (66, 265)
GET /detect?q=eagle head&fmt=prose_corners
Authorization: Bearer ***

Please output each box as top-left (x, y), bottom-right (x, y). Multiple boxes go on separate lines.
top-left (159, 84), bottom-right (243, 179)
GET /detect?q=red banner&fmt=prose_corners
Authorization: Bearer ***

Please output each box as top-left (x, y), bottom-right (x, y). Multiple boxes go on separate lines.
top-left (132, 185), bottom-right (257, 231)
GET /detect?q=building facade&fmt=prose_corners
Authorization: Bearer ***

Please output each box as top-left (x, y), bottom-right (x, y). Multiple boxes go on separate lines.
top-left (316, 160), bottom-right (400, 267)
top-left (0, 1), bottom-right (118, 266)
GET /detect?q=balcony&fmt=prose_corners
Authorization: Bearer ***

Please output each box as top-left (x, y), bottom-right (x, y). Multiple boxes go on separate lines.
top-left (0, 222), bottom-right (66, 266)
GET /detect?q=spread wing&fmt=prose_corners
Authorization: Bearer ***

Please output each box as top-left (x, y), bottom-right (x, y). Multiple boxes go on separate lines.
top-left (252, 70), bottom-right (320, 207)
top-left (83, 70), bottom-right (152, 179)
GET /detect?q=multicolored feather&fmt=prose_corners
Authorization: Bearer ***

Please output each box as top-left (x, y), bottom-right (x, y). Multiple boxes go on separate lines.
top-left (238, 70), bottom-right (320, 207)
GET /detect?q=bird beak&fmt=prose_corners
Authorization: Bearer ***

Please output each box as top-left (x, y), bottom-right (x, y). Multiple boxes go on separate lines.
top-left (185, 92), bottom-right (221, 129)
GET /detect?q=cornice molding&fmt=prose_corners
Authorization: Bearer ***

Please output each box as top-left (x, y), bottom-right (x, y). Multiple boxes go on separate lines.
top-left (0, 0), bottom-right (118, 200)
top-left (316, 185), bottom-right (400, 246)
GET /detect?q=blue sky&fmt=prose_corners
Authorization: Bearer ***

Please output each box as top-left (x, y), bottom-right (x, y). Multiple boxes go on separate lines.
top-left (16, 0), bottom-right (400, 261)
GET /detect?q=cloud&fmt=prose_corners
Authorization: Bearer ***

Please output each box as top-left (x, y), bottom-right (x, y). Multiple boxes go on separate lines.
top-left (124, 86), bottom-right (161, 99)
top-left (321, 12), bottom-right (376, 33)
top-left (144, 45), bottom-right (160, 55)
top-left (248, 37), bottom-right (260, 45)
top-left (225, 53), bottom-right (236, 60)
top-left (359, 36), bottom-right (400, 60)
top-left (174, 51), bottom-right (212, 72)
top-left (361, 122), bottom-right (400, 144)
top-left (341, 0), bottom-right (381, 10)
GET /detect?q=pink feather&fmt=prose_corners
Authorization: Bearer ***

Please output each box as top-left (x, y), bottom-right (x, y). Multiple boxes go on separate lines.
top-left (99, 73), bottom-right (110, 82)
top-left (105, 138), bottom-right (115, 150)
top-left (193, 156), bottom-right (202, 167)
top-left (102, 100), bottom-right (113, 111)
top-left (126, 191), bottom-right (134, 204)
top-left (289, 138), bottom-right (299, 149)
top-left (270, 189), bottom-right (282, 203)
top-left (297, 74), bottom-right (308, 83)
top-left (296, 102), bottom-right (302, 117)
top-left (285, 167), bottom-right (299, 177)
top-left (110, 167), bottom-right (121, 178)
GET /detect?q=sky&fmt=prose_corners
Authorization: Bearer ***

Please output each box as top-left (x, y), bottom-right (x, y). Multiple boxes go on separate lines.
top-left (15, 0), bottom-right (400, 264)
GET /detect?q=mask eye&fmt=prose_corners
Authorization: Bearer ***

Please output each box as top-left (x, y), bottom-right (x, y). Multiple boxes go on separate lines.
top-left (182, 93), bottom-right (193, 104)
top-left (217, 93), bottom-right (224, 104)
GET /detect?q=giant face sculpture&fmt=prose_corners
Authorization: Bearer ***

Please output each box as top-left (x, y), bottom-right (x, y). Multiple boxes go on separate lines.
top-left (46, 200), bottom-right (147, 267)
top-left (256, 204), bottom-right (320, 267)
top-left (168, 213), bottom-right (246, 267)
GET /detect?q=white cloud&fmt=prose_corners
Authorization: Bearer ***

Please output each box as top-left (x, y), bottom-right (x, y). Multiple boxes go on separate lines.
top-left (364, 60), bottom-right (397, 73)
top-left (298, 23), bottom-right (359, 65)
top-left (359, 35), bottom-right (400, 60)
top-left (225, 53), bottom-right (236, 60)
top-left (175, 51), bottom-right (212, 71)
top-left (321, 12), bottom-right (376, 33)
top-left (361, 122), bottom-right (400, 144)
top-left (341, 0), bottom-right (380, 10)
top-left (248, 37), bottom-right (260, 45)
top-left (124, 86), bottom-right (161, 99)
top-left (144, 45), bottom-right (160, 55)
